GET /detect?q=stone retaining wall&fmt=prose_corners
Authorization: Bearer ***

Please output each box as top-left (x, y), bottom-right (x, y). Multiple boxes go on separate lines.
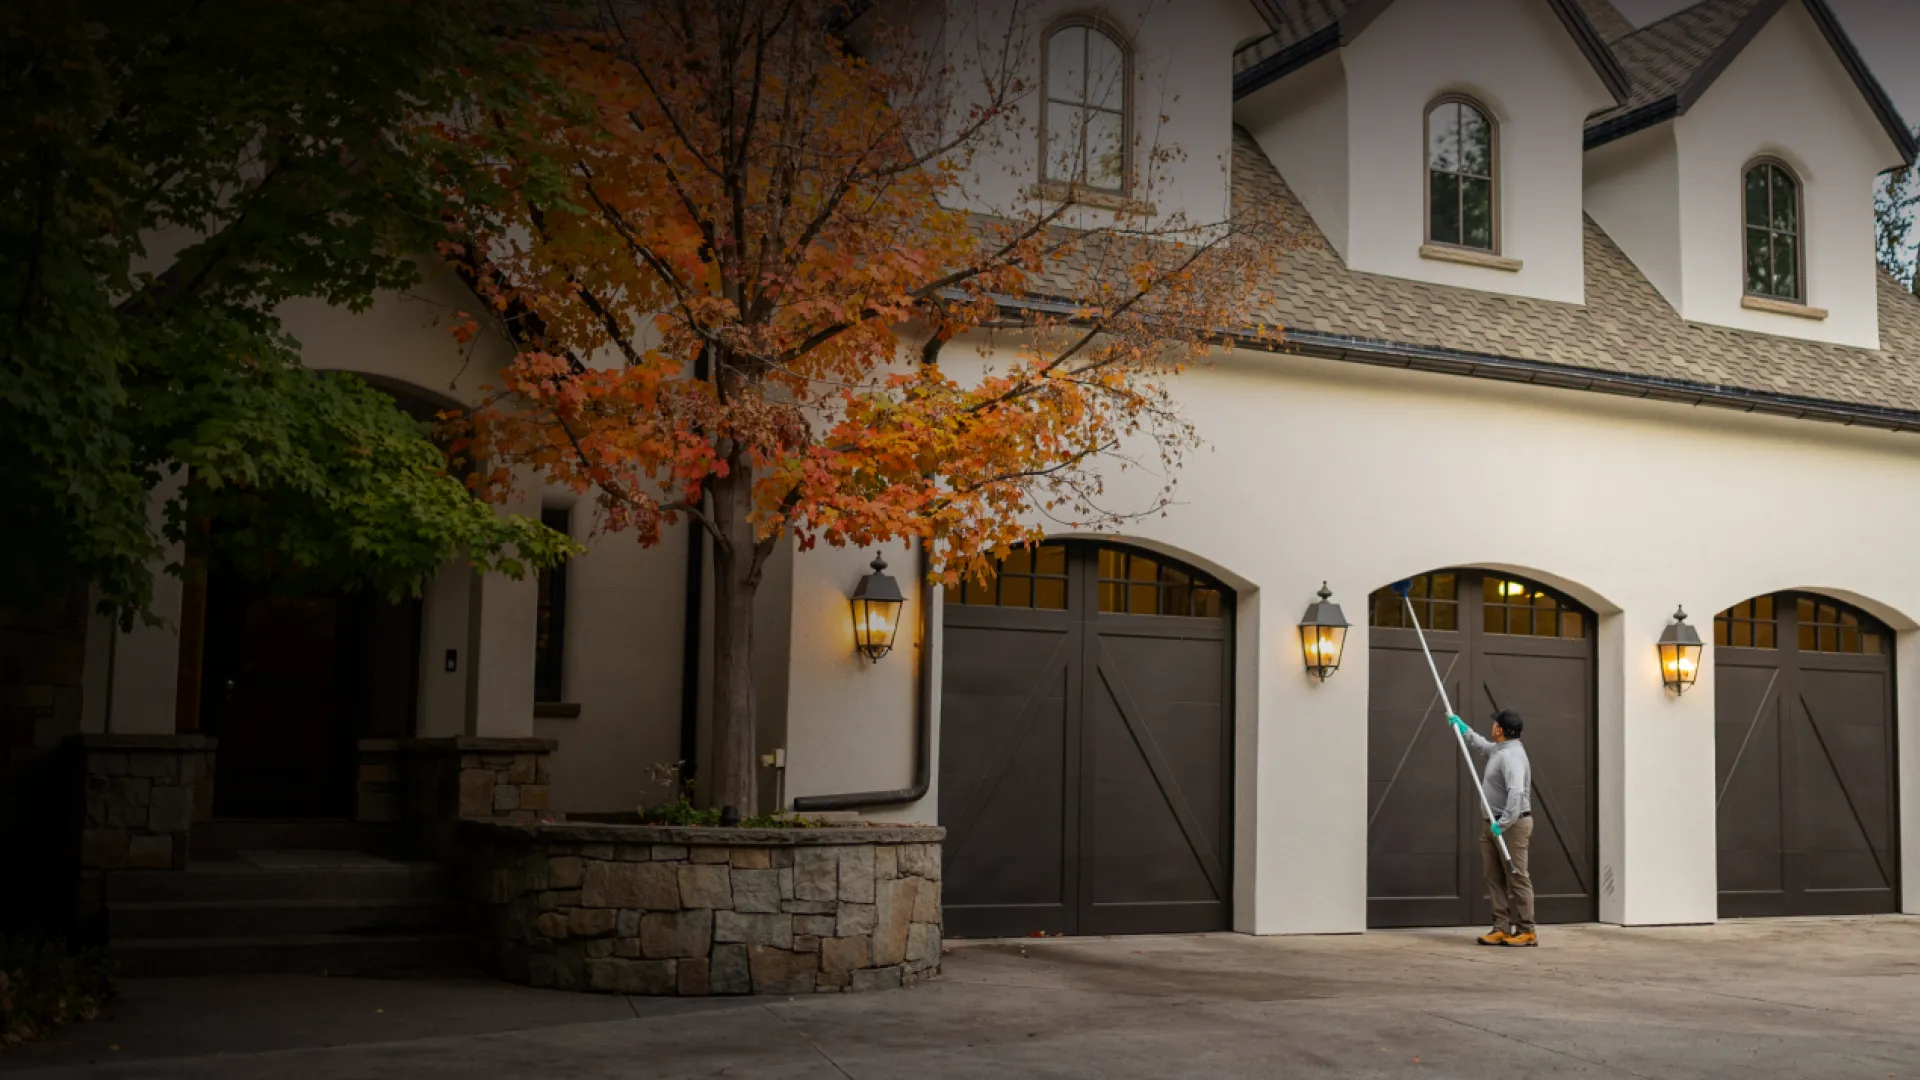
top-left (459, 821), bottom-right (944, 996)
top-left (70, 734), bottom-right (217, 937)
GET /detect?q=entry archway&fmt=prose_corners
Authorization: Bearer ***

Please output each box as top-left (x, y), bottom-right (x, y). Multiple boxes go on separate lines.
top-left (1366, 570), bottom-right (1598, 928)
top-left (938, 540), bottom-right (1233, 937)
top-left (1714, 592), bottom-right (1898, 917)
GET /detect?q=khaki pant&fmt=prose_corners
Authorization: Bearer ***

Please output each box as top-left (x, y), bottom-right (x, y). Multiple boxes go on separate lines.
top-left (1479, 814), bottom-right (1535, 934)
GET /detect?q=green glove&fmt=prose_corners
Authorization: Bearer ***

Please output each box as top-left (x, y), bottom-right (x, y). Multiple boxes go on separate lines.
top-left (1447, 714), bottom-right (1468, 735)
top-left (1489, 821), bottom-right (1503, 836)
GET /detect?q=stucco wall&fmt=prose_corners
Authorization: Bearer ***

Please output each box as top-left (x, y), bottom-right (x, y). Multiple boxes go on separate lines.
top-left (1667, 1), bottom-right (1898, 349)
top-left (1584, 125), bottom-right (1685, 311)
top-left (782, 334), bottom-right (1920, 931)
top-left (1336, 0), bottom-right (1615, 304)
top-left (1239, 53), bottom-right (1351, 259)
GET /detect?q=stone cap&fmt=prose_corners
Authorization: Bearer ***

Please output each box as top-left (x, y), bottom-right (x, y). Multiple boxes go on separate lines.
top-left (460, 819), bottom-right (944, 846)
top-left (72, 734), bottom-right (217, 751)
top-left (357, 736), bottom-right (557, 754)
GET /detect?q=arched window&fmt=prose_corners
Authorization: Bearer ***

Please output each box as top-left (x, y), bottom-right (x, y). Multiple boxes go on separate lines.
top-left (1425, 97), bottom-right (1497, 252)
top-left (1042, 21), bottom-right (1130, 194)
top-left (1744, 159), bottom-right (1802, 301)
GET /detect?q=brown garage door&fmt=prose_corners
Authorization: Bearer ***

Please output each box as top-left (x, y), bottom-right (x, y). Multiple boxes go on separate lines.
top-left (1367, 571), bottom-right (1597, 928)
top-left (1715, 594), bottom-right (1898, 918)
top-left (939, 542), bottom-right (1233, 938)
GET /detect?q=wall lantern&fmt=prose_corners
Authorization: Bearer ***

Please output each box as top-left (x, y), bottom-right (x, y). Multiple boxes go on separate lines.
top-left (850, 553), bottom-right (906, 663)
top-left (1658, 606), bottom-right (1704, 694)
top-left (1299, 582), bottom-right (1350, 681)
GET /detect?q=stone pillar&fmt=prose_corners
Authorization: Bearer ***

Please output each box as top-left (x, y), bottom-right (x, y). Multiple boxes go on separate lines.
top-left (369, 737), bottom-right (555, 859)
top-left (70, 734), bottom-right (216, 937)
top-left (3, 591), bottom-right (90, 929)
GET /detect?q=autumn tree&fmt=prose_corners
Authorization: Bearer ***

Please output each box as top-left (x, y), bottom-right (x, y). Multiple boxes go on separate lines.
top-left (0, 0), bottom-right (575, 621)
top-left (447, 0), bottom-right (1292, 814)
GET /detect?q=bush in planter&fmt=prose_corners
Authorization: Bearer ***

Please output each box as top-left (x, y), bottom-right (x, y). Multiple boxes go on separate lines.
top-left (0, 934), bottom-right (116, 1048)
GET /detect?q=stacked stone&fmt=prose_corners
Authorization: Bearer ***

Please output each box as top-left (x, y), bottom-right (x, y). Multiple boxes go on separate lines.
top-left (358, 737), bottom-right (555, 857)
top-left (71, 734), bottom-right (217, 937)
top-left (465, 824), bottom-right (945, 996)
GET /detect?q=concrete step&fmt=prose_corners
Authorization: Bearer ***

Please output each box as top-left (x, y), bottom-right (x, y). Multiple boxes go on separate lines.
top-left (191, 820), bottom-right (404, 857)
top-left (112, 933), bottom-right (474, 978)
top-left (107, 863), bottom-right (450, 904)
top-left (109, 897), bottom-right (460, 939)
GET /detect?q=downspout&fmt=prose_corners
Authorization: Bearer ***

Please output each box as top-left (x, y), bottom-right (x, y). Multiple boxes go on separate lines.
top-left (678, 347), bottom-right (712, 781)
top-left (790, 539), bottom-right (933, 812)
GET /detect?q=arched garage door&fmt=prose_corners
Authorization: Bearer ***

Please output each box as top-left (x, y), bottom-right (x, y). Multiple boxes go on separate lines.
top-left (1715, 594), bottom-right (1898, 917)
top-left (1367, 571), bottom-right (1597, 928)
top-left (939, 542), bottom-right (1233, 938)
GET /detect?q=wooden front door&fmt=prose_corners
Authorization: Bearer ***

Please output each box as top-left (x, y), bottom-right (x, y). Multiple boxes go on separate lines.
top-left (1715, 594), bottom-right (1898, 917)
top-left (939, 542), bottom-right (1233, 938)
top-left (200, 576), bottom-right (420, 819)
top-left (1367, 571), bottom-right (1598, 928)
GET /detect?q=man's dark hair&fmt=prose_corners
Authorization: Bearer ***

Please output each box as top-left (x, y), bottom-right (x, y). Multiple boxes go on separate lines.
top-left (1493, 710), bottom-right (1523, 739)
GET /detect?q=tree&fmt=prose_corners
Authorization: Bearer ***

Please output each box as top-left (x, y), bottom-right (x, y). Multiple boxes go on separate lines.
top-left (1877, 135), bottom-right (1920, 294)
top-left (448, 0), bottom-right (1291, 814)
top-left (0, 0), bottom-right (576, 623)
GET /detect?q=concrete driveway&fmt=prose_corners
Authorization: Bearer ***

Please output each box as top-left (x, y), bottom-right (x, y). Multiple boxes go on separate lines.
top-left (10, 917), bottom-right (1920, 1078)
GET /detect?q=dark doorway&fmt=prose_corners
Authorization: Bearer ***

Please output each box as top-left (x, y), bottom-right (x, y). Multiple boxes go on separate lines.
top-left (199, 575), bottom-right (420, 818)
top-left (1366, 571), bottom-right (1597, 928)
top-left (939, 542), bottom-right (1233, 938)
top-left (1714, 594), bottom-right (1898, 918)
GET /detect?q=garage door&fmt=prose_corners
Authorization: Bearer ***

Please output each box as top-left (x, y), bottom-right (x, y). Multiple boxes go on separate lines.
top-left (939, 542), bottom-right (1232, 938)
top-left (1715, 594), bottom-right (1898, 917)
top-left (1367, 571), bottom-right (1597, 928)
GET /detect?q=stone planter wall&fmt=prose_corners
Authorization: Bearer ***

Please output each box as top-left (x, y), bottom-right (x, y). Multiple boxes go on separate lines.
top-left (70, 734), bottom-right (217, 937)
top-left (356, 737), bottom-right (555, 860)
top-left (458, 821), bottom-right (944, 996)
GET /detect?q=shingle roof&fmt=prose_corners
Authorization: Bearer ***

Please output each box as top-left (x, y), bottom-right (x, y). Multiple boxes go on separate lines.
top-left (1570, 0), bottom-right (1636, 42)
top-left (1222, 129), bottom-right (1920, 423)
top-left (1585, 0), bottom-right (1759, 129)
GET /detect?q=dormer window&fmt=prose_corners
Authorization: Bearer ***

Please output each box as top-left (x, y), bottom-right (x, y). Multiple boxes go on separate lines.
top-left (1426, 97), bottom-right (1497, 252)
top-left (1042, 21), bottom-right (1130, 194)
top-left (1744, 160), bottom-right (1802, 302)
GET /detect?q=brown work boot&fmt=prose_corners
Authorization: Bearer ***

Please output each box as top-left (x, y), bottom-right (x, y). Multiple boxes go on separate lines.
top-left (1503, 931), bottom-right (1538, 947)
top-left (1476, 929), bottom-right (1509, 946)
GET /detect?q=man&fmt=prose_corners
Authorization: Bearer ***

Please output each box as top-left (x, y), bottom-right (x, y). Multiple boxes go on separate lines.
top-left (1448, 709), bottom-right (1535, 947)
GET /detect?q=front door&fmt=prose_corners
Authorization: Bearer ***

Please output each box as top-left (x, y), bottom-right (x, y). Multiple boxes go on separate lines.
top-left (200, 576), bottom-right (420, 818)
top-left (939, 542), bottom-right (1234, 937)
top-left (1366, 571), bottom-right (1598, 928)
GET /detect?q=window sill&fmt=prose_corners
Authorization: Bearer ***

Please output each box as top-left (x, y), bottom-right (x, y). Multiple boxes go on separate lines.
top-left (1742, 295), bottom-right (1828, 321)
top-left (1028, 180), bottom-right (1155, 216)
top-left (534, 701), bottom-right (582, 719)
top-left (1419, 244), bottom-right (1523, 272)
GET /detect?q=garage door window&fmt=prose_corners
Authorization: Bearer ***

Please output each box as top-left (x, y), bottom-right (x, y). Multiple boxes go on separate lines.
top-left (1715, 596), bottom-right (1778, 649)
top-left (1371, 572), bottom-right (1458, 631)
top-left (1482, 578), bottom-right (1583, 638)
top-left (954, 544), bottom-right (1069, 609)
top-left (1797, 597), bottom-right (1884, 654)
top-left (1095, 548), bottom-right (1224, 618)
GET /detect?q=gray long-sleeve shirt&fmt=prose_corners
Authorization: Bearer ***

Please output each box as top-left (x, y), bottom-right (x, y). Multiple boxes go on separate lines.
top-left (1461, 729), bottom-right (1531, 828)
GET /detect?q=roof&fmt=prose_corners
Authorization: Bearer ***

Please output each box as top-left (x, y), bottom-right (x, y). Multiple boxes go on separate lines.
top-left (1213, 128), bottom-right (1920, 431)
top-left (1570, 0), bottom-right (1635, 42)
top-left (1583, 0), bottom-right (1917, 162)
top-left (1233, 0), bottom-right (1631, 104)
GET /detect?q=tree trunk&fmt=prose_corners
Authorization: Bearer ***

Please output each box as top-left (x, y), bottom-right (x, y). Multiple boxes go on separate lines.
top-left (707, 463), bottom-right (760, 817)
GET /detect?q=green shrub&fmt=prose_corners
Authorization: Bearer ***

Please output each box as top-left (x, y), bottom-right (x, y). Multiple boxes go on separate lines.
top-left (0, 935), bottom-right (116, 1048)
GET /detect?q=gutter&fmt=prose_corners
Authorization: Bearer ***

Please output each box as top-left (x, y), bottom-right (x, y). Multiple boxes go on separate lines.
top-left (789, 539), bottom-right (934, 813)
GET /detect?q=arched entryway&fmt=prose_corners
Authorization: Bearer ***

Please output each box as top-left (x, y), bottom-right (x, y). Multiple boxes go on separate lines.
top-left (1714, 593), bottom-right (1899, 917)
top-left (180, 376), bottom-right (449, 817)
top-left (1366, 570), bottom-right (1598, 928)
top-left (938, 541), bottom-right (1233, 938)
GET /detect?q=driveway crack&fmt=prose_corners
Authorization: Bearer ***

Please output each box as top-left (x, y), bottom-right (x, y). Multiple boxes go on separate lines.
top-left (1419, 1009), bottom-right (1656, 1079)
top-left (764, 1003), bottom-right (856, 1080)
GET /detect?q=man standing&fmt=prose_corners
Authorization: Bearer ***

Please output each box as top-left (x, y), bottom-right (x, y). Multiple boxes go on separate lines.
top-left (1448, 709), bottom-right (1535, 947)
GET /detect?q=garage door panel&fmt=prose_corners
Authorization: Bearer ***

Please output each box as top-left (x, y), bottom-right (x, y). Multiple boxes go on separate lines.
top-left (1369, 572), bottom-right (1597, 929)
top-left (1714, 594), bottom-right (1897, 918)
top-left (940, 543), bottom-right (1232, 938)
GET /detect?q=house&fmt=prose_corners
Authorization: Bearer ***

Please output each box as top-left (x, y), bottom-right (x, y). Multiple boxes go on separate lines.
top-left (52, 0), bottom-right (1920, 963)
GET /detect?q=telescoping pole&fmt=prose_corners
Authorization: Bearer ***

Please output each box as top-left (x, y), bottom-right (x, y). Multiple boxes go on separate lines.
top-left (1392, 582), bottom-right (1515, 873)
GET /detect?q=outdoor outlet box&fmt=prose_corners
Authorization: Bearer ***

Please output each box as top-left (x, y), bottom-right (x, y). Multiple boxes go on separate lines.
top-left (444, 649), bottom-right (458, 672)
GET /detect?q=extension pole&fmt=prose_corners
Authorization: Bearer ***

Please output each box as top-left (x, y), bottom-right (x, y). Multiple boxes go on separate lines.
top-left (1396, 585), bottom-right (1515, 874)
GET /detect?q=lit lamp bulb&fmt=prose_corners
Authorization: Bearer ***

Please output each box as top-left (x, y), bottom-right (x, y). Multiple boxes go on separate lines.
top-left (1298, 583), bottom-right (1350, 681)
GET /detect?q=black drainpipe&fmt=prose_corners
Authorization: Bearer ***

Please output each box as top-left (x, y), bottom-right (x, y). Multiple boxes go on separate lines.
top-left (677, 515), bottom-right (704, 780)
top-left (790, 540), bottom-right (933, 812)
